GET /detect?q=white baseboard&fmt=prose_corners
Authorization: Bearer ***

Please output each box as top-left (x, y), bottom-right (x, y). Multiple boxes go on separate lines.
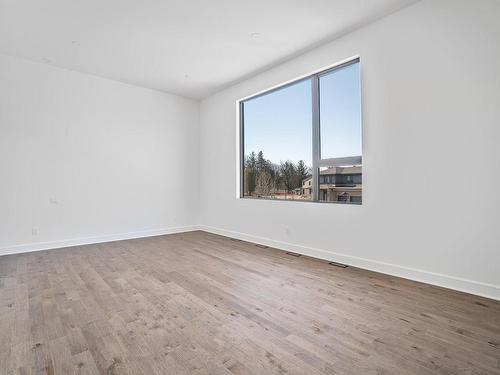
top-left (3, 224), bottom-right (498, 301)
top-left (0, 225), bottom-right (200, 257)
top-left (198, 225), bottom-right (500, 301)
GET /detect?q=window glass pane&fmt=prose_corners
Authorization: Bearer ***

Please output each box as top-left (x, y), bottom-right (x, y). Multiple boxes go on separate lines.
top-left (318, 166), bottom-right (362, 204)
top-left (243, 79), bottom-right (312, 200)
top-left (319, 62), bottom-right (362, 159)
top-left (318, 61), bottom-right (362, 204)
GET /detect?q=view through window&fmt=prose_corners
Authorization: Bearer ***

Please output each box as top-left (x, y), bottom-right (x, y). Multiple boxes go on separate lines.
top-left (240, 58), bottom-right (362, 204)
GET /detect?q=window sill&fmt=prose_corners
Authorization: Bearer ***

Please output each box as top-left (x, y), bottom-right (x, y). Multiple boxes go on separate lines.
top-left (238, 196), bottom-right (362, 205)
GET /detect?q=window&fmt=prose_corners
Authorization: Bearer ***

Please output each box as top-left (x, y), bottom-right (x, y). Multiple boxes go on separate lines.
top-left (241, 79), bottom-right (312, 201)
top-left (350, 196), bottom-right (362, 204)
top-left (240, 58), bottom-right (362, 204)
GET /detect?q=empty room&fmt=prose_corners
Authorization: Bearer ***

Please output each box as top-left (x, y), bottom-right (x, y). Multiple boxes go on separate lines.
top-left (1, 0), bottom-right (499, 374)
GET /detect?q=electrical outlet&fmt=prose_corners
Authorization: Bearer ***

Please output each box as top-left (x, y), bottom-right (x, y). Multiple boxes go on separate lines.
top-left (32, 227), bottom-right (39, 236)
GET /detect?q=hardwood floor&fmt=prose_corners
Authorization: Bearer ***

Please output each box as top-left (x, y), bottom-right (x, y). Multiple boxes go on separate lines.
top-left (0, 231), bottom-right (499, 375)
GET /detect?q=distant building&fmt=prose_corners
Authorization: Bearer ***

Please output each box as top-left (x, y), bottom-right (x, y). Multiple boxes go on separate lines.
top-left (302, 166), bottom-right (362, 203)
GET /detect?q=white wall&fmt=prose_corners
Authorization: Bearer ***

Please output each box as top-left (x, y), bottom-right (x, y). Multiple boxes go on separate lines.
top-left (199, 0), bottom-right (500, 299)
top-left (1, 0), bottom-right (498, 300)
top-left (0, 54), bottom-right (199, 254)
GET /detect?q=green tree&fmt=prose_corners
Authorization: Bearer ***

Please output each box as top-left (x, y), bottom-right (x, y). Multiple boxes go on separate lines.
top-left (280, 160), bottom-right (297, 192)
top-left (256, 151), bottom-right (266, 172)
top-left (244, 167), bottom-right (255, 195)
top-left (246, 152), bottom-right (257, 169)
top-left (244, 152), bottom-right (257, 195)
top-left (296, 160), bottom-right (309, 187)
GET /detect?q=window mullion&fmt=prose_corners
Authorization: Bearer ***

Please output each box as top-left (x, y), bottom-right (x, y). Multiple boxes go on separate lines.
top-left (311, 74), bottom-right (320, 201)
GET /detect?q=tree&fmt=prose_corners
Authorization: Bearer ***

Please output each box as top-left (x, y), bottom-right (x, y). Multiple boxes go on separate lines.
top-left (296, 160), bottom-right (309, 187)
top-left (280, 160), bottom-right (297, 192)
top-left (244, 167), bottom-right (255, 195)
top-left (256, 151), bottom-right (266, 172)
top-left (244, 152), bottom-right (257, 195)
top-left (256, 170), bottom-right (273, 197)
top-left (245, 152), bottom-right (310, 196)
top-left (246, 152), bottom-right (256, 169)
top-left (269, 162), bottom-right (281, 193)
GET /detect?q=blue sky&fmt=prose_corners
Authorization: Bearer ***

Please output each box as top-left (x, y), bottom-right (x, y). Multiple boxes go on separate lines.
top-left (243, 62), bottom-right (361, 167)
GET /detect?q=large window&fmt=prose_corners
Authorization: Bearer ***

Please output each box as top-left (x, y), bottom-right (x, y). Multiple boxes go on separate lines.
top-left (240, 58), bottom-right (362, 204)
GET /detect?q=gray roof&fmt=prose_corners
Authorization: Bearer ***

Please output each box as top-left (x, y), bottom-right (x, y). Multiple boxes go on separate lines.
top-left (320, 166), bottom-right (362, 175)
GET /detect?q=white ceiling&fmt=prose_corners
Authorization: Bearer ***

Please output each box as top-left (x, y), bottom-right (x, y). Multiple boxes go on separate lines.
top-left (0, 0), bottom-right (419, 99)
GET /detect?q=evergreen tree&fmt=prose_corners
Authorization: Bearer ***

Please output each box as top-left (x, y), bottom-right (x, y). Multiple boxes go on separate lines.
top-left (246, 152), bottom-right (257, 169)
top-left (296, 160), bottom-right (309, 187)
top-left (244, 167), bottom-right (255, 195)
top-left (256, 151), bottom-right (266, 172)
top-left (280, 160), bottom-right (297, 192)
top-left (244, 152), bottom-right (257, 195)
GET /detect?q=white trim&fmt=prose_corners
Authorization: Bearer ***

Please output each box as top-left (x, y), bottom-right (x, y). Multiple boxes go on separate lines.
top-left (0, 225), bottom-right (200, 257)
top-left (3, 224), bottom-right (498, 301)
top-left (198, 225), bottom-right (500, 301)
